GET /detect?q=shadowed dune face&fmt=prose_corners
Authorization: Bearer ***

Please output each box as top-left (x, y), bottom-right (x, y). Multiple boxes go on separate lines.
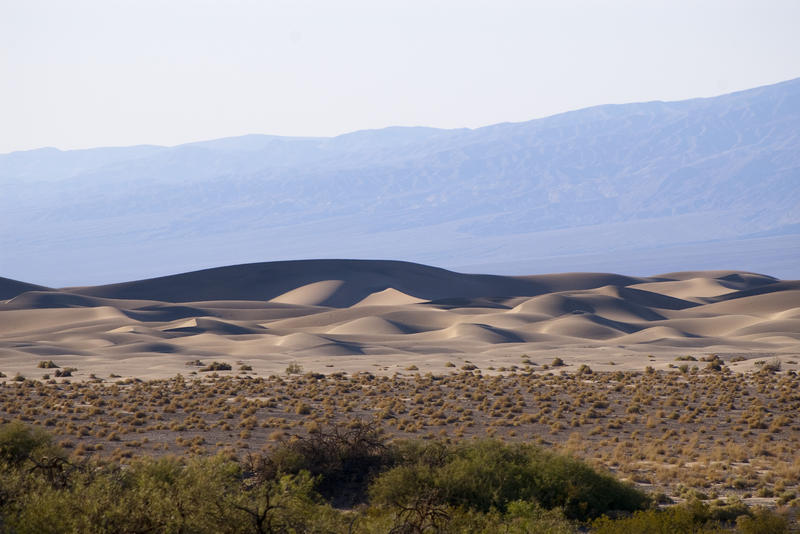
top-left (66, 259), bottom-right (553, 304)
top-left (1, 260), bottom-right (798, 379)
top-left (0, 277), bottom-right (51, 300)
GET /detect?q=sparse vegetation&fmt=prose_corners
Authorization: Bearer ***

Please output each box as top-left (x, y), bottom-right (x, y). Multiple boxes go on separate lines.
top-left (285, 362), bottom-right (303, 375)
top-left (200, 361), bottom-right (232, 372)
top-left (760, 358), bottom-right (782, 373)
top-left (54, 367), bottom-right (77, 377)
top-left (0, 368), bottom-right (797, 531)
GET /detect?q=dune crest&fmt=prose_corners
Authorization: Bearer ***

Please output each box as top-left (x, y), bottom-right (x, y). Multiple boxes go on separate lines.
top-left (353, 288), bottom-right (426, 307)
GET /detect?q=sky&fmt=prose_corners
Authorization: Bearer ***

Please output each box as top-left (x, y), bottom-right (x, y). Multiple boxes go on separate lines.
top-left (2, 0), bottom-right (800, 154)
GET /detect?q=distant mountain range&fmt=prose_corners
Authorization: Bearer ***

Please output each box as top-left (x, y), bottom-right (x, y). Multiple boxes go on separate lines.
top-left (2, 78), bottom-right (799, 286)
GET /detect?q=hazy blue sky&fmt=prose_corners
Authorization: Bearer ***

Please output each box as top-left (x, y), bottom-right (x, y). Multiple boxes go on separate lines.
top-left (2, 0), bottom-right (799, 153)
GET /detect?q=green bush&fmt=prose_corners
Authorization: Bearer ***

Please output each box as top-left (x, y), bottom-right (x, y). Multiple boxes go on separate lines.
top-left (369, 439), bottom-right (649, 521)
top-left (592, 506), bottom-right (725, 533)
top-left (591, 499), bottom-right (790, 534)
top-left (736, 507), bottom-right (790, 534)
top-left (1, 452), bottom-right (348, 534)
top-left (0, 422), bottom-right (60, 466)
top-left (357, 500), bottom-right (576, 534)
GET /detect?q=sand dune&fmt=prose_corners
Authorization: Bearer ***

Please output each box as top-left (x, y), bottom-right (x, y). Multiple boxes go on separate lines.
top-left (1, 260), bottom-right (798, 379)
top-left (67, 260), bottom-right (548, 304)
top-left (353, 288), bottom-right (427, 307)
top-left (539, 314), bottom-right (631, 340)
top-left (274, 332), bottom-right (335, 349)
top-left (0, 277), bottom-right (50, 300)
top-left (614, 326), bottom-right (698, 344)
top-left (430, 323), bottom-right (526, 344)
top-left (327, 317), bottom-right (415, 336)
top-left (270, 280), bottom-right (347, 306)
top-left (629, 278), bottom-right (741, 301)
top-left (160, 317), bottom-right (264, 336)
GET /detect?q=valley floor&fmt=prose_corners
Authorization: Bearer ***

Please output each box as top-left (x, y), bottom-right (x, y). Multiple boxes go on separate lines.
top-left (2, 367), bottom-right (798, 510)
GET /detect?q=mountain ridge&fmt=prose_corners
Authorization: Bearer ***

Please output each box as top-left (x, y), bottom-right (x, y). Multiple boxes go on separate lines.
top-left (2, 77), bottom-right (798, 286)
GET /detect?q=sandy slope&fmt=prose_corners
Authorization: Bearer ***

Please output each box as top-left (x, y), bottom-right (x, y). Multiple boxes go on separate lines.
top-left (1, 261), bottom-right (798, 380)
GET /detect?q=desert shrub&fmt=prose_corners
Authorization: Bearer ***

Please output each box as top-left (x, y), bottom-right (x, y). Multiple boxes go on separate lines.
top-left (592, 505), bottom-right (725, 533)
top-left (369, 439), bottom-right (649, 521)
top-left (1, 435), bottom-right (347, 534)
top-left (37, 360), bottom-right (59, 369)
top-left (0, 421), bottom-right (60, 466)
top-left (759, 358), bottom-right (782, 373)
top-left (285, 362), bottom-right (303, 375)
top-left (200, 361), bottom-right (232, 372)
top-left (360, 499), bottom-right (576, 534)
top-left (499, 500), bottom-right (575, 534)
top-left (736, 507), bottom-right (790, 534)
top-left (257, 421), bottom-right (392, 507)
top-left (591, 499), bottom-right (783, 534)
top-left (294, 403), bottom-right (312, 415)
top-left (54, 367), bottom-right (77, 377)
top-left (706, 498), bottom-right (751, 522)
